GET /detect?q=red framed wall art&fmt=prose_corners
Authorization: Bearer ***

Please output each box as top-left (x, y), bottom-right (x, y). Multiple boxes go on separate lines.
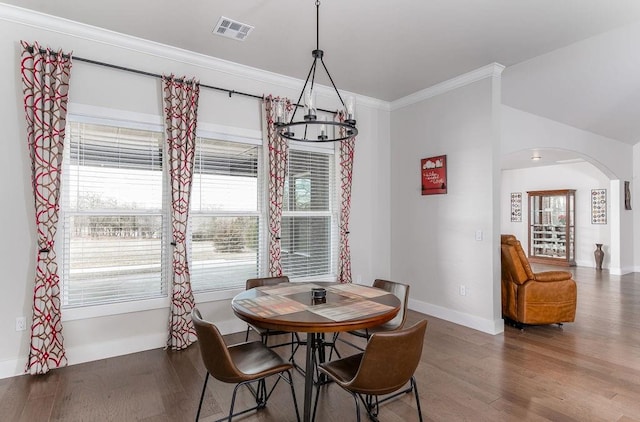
top-left (421, 155), bottom-right (447, 195)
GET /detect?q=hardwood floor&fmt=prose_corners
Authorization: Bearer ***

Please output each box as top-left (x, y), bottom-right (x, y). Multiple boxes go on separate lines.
top-left (2, 266), bottom-right (640, 421)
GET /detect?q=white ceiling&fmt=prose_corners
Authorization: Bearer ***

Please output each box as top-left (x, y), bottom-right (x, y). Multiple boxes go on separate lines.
top-left (5, 0), bottom-right (640, 155)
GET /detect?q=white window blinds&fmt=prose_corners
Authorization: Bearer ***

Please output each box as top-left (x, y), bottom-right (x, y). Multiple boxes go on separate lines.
top-left (189, 137), bottom-right (261, 291)
top-left (61, 122), bottom-right (167, 307)
top-left (281, 148), bottom-right (337, 278)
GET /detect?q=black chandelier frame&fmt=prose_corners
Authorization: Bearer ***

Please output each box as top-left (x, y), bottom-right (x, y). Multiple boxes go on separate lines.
top-left (275, 0), bottom-right (358, 143)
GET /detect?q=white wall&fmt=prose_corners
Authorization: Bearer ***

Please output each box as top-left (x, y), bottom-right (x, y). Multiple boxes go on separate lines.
top-left (0, 5), bottom-right (391, 378)
top-left (501, 163), bottom-right (611, 268)
top-left (389, 68), bottom-right (504, 335)
top-left (501, 105), bottom-right (634, 274)
top-left (501, 106), bottom-right (632, 179)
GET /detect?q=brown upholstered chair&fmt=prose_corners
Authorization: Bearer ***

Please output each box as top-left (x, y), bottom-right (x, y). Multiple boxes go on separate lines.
top-left (501, 234), bottom-right (577, 327)
top-left (351, 279), bottom-right (410, 337)
top-left (245, 276), bottom-right (290, 343)
top-left (314, 320), bottom-right (428, 422)
top-left (244, 276), bottom-right (302, 358)
top-left (337, 279), bottom-right (410, 352)
top-left (192, 308), bottom-right (300, 422)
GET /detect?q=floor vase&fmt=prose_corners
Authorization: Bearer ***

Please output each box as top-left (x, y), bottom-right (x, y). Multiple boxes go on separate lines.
top-left (594, 243), bottom-right (604, 270)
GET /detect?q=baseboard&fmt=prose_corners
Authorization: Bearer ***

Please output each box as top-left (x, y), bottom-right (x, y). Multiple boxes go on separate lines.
top-left (409, 298), bottom-right (504, 335)
top-left (0, 357), bottom-right (27, 380)
top-left (574, 260), bottom-right (636, 275)
top-left (575, 259), bottom-right (596, 269)
top-left (0, 317), bottom-right (247, 380)
top-left (609, 266), bottom-right (634, 275)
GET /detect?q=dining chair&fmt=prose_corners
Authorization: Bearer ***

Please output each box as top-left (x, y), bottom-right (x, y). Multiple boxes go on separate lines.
top-left (335, 279), bottom-right (410, 353)
top-left (244, 276), bottom-right (302, 360)
top-left (192, 308), bottom-right (300, 422)
top-left (313, 319), bottom-right (428, 422)
top-left (245, 276), bottom-right (290, 343)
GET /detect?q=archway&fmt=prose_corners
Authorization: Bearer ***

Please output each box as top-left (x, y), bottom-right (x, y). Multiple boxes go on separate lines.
top-left (501, 147), bottom-right (624, 273)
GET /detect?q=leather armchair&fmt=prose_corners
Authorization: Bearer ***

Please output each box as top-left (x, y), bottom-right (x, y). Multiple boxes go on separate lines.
top-left (501, 234), bottom-right (577, 326)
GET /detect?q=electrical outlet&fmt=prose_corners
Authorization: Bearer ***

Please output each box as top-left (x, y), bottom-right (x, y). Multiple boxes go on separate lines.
top-left (459, 285), bottom-right (466, 296)
top-left (15, 316), bottom-right (26, 331)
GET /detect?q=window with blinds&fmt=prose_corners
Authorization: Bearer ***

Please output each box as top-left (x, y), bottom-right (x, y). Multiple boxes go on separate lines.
top-left (281, 148), bottom-right (336, 278)
top-left (59, 118), bottom-right (336, 310)
top-left (61, 122), bottom-right (167, 307)
top-left (189, 137), bottom-right (261, 291)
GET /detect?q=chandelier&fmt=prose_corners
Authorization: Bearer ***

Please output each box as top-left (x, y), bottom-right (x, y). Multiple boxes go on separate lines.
top-left (274, 0), bottom-right (358, 142)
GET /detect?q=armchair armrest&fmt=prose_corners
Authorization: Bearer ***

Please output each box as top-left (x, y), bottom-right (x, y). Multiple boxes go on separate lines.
top-left (533, 271), bottom-right (572, 282)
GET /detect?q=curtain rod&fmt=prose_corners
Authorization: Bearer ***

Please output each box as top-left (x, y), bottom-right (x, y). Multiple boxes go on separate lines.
top-left (73, 56), bottom-right (266, 100)
top-left (26, 45), bottom-right (337, 113)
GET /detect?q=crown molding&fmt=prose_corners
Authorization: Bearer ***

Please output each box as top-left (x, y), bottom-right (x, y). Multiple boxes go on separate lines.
top-left (390, 62), bottom-right (505, 111)
top-left (0, 3), bottom-right (389, 111)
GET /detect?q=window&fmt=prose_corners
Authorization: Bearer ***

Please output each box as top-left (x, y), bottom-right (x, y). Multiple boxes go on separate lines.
top-left (61, 122), bottom-right (167, 307)
top-left (281, 147), bottom-right (337, 278)
top-left (59, 115), bottom-right (336, 312)
top-left (189, 137), bottom-right (261, 292)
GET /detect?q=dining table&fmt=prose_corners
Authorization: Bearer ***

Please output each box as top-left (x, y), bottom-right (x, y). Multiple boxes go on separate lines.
top-left (231, 281), bottom-right (401, 422)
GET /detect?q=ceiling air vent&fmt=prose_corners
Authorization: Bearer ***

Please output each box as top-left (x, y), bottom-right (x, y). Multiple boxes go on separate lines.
top-left (213, 16), bottom-right (254, 41)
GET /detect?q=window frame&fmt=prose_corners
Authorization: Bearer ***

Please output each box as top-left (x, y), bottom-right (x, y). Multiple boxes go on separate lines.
top-left (58, 105), bottom-right (339, 321)
top-left (60, 106), bottom-right (264, 321)
top-left (188, 127), bottom-right (264, 293)
top-left (60, 106), bottom-right (171, 321)
top-left (280, 140), bottom-right (339, 282)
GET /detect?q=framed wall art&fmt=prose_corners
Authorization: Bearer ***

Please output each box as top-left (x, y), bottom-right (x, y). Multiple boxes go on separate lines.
top-left (421, 155), bottom-right (447, 195)
top-left (510, 192), bottom-right (522, 222)
top-left (591, 188), bottom-right (607, 224)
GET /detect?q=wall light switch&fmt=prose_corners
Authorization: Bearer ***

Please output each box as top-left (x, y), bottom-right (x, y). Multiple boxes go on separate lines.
top-left (475, 230), bottom-right (483, 241)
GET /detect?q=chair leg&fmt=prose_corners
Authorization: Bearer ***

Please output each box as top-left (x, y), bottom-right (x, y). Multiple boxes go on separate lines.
top-left (227, 383), bottom-right (243, 422)
top-left (225, 380), bottom-right (264, 421)
top-left (251, 377), bottom-right (271, 406)
top-left (412, 376), bottom-right (424, 422)
top-left (289, 333), bottom-right (302, 366)
top-left (351, 391), bottom-right (361, 422)
top-left (256, 379), bottom-right (267, 408)
top-left (312, 381), bottom-right (320, 422)
top-left (195, 372), bottom-right (209, 422)
top-left (209, 374), bottom-right (295, 422)
top-left (357, 394), bottom-right (380, 422)
top-left (355, 378), bottom-right (422, 421)
top-left (327, 332), bottom-right (343, 360)
top-left (312, 380), bottom-right (332, 422)
top-left (286, 370), bottom-right (301, 422)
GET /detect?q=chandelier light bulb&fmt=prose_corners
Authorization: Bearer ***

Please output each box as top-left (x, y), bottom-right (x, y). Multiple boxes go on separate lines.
top-left (318, 116), bottom-right (327, 140)
top-left (275, 99), bottom-right (285, 125)
top-left (305, 89), bottom-right (317, 121)
top-left (346, 96), bottom-right (356, 123)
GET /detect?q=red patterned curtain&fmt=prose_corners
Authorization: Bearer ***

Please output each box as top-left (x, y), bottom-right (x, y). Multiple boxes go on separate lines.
top-left (338, 111), bottom-right (356, 283)
top-left (20, 41), bottom-right (72, 374)
top-left (264, 96), bottom-right (291, 276)
top-left (163, 75), bottom-right (200, 350)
